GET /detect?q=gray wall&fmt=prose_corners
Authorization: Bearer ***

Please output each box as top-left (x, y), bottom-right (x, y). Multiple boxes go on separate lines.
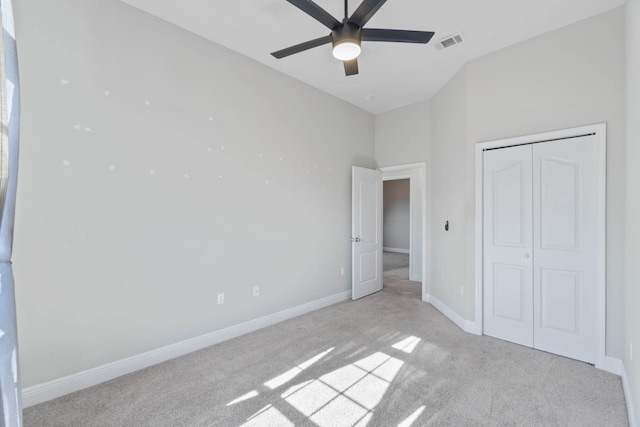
top-left (430, 68), bottom-right (469, 317)
top-left (375, 101), bottom-right (430, 283)
top-left (374, 8), bottom-right (626, 358)
top-left (13, 0), bottom-right (374, 387)
top-left (375, 101), bottom-right (430, 167)
top-left (625, 0), bottom-right (640, 423)
top-left (383, 179), bottom-right (410, 251)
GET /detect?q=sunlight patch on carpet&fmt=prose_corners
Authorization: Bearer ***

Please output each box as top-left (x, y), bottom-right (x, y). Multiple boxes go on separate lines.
top-left (398, 405), bottom-right (426, 427)
top-left (392, 336), bottom-right (421, 354)
top-left (241, 404), bottom-right (294, 427)
top-left (226, 390), bottom-right (258, 407)
top-left (263, 347), bottom-right (334, 390)
top-left (280, 351), bottom-right (405, 427)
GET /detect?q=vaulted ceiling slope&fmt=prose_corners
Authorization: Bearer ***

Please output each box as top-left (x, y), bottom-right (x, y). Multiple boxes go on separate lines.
top-left (120, 0), bottom-right (624, 114)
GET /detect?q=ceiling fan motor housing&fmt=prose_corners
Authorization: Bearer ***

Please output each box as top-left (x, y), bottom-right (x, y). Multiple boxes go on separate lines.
top-left (332, 22), bottom-right (361, 47)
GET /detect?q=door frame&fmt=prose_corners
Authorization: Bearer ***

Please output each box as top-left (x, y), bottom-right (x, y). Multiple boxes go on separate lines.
top-left (379, 162), bottom-right (428, 301)
top-left (474, 123), bottom-right (607, 369)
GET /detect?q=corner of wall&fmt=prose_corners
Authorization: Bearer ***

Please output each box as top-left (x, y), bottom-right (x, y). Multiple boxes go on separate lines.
top-left (625, 0), bottom-right (640, 425)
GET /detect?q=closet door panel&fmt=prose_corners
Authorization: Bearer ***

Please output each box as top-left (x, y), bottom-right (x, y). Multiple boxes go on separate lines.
top-left (483, 145), bottom-right (534, 347)
top-left (533, 136), bottom-right (598, 363)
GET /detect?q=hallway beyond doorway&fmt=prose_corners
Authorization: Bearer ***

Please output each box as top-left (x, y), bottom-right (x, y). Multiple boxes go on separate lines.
top-left (383, 251), bottom-right (420, 298)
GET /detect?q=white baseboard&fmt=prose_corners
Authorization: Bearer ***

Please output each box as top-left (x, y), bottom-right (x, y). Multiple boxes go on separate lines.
top-left (424, 293), bottom-right (480, 335)
top-left (22, 290), bottom-right (352, 408)
top-left (598, 356), bottom-right (623, 376)
top-left (383, 247), bottom-right (410, 254)
top-left (409, 273), bottom-right (421, 282)
top-left (622, 363), bottom-right (638, 427)
top-left (464, 320), bottom-right (482, 335)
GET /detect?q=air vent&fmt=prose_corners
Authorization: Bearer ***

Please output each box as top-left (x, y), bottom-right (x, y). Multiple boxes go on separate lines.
top-left (436, 33), bottom-right (465, 50)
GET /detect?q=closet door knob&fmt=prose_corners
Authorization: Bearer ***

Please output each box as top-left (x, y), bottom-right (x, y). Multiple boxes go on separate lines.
top-left (522, 254), bottom-right (530, 259)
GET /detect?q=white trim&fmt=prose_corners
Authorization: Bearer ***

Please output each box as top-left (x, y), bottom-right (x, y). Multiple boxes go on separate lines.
top-left (379, 162), bottom-right (426, 172)
top-left (383, 247), bottom-right (410, 254)
top-left (475, 142), bottom-right (484, 337)
top-left (382, 174), bottom-right (412, 181)
top-left (409, 273), bottom-right (421, 282)
top-left (464, 320), bottom-right (482, 335)
top-left (622, 364), bottom-right (638, 427)
top-left (600, 356), bottom-right (623, 376)
top-left (425, 293), bottom-right (479, 335)
top-left (425, 293), bottom-right (466, 331)
top-left (379, 162), bottom-right (428, 301)
top-left (474, 123), bottom-right (607, 368)
top-left (22, 290), bottom-right (352, 408)
top-left (594, 125), bottom-right (607, 370)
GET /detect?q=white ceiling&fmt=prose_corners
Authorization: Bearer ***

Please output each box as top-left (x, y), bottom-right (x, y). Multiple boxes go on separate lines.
top-left (120, 0), bottom-right (623, 114)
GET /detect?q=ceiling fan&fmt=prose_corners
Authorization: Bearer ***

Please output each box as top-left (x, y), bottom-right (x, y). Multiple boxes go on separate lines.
top-left (271, 0), bottom-right (435, 76)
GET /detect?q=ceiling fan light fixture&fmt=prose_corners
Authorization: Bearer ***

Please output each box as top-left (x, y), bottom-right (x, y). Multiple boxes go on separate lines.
top-left (332, 40), bottom-right (361, 60)
top-left (332, 22), bottom-right (361, 61)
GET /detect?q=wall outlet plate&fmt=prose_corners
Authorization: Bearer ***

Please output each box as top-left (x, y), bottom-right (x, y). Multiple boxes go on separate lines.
top-left (217, 293), bottom-right (224, 304)
top-left (253, 286), bottom-right (259, 297)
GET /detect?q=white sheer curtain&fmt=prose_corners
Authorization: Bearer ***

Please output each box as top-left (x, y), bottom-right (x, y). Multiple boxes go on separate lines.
top-left (0, 0), bottom-right (21, 425)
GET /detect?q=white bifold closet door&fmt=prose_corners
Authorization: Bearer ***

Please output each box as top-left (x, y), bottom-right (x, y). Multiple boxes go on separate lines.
top-left (483, 135), bottom-right (598, 363)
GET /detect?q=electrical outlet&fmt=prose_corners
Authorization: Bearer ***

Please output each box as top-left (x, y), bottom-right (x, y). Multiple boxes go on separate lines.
top-left (341, 267), bottom-right (345, 276)
top-left (460, 285), bottom-right (464, 296)
top-left (253, 286), bottom-right (260, 297)
top-left (217, 293), bottom-right (224, 305)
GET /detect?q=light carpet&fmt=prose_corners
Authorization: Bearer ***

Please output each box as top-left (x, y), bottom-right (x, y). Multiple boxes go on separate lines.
top-left (23, 268), bottom-right (627, 426)
top-left (382, 252), bottom-right (409, 272)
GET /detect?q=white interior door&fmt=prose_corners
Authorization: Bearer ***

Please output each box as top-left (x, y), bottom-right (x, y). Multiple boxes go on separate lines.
top-left (352, 166), bottom-right (383, 300)
top-left (533, 136), bottom-right (598, 363)
top-left (483, 145), bottom-right (534, 347)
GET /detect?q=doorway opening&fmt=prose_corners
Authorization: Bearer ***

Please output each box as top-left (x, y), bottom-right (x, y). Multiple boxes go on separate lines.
top-left (382, 178), bottom-right (415, 296)
top-left (380, 163), bottom-right (427, 301)
top-left (351, 163), bottom-right (427, 301)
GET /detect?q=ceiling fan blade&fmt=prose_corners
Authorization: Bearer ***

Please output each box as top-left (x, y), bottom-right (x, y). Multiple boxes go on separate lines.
top-left (349, 0), bottom-right (388, 27)
top-left (362, 29), bottom-right (435, 44)
top-left (286, 0), bottom-right (341, 30)
top-left (271, 35), bottom-right (332, 59)
top-left (344, 59), bottom-right (359, 76)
